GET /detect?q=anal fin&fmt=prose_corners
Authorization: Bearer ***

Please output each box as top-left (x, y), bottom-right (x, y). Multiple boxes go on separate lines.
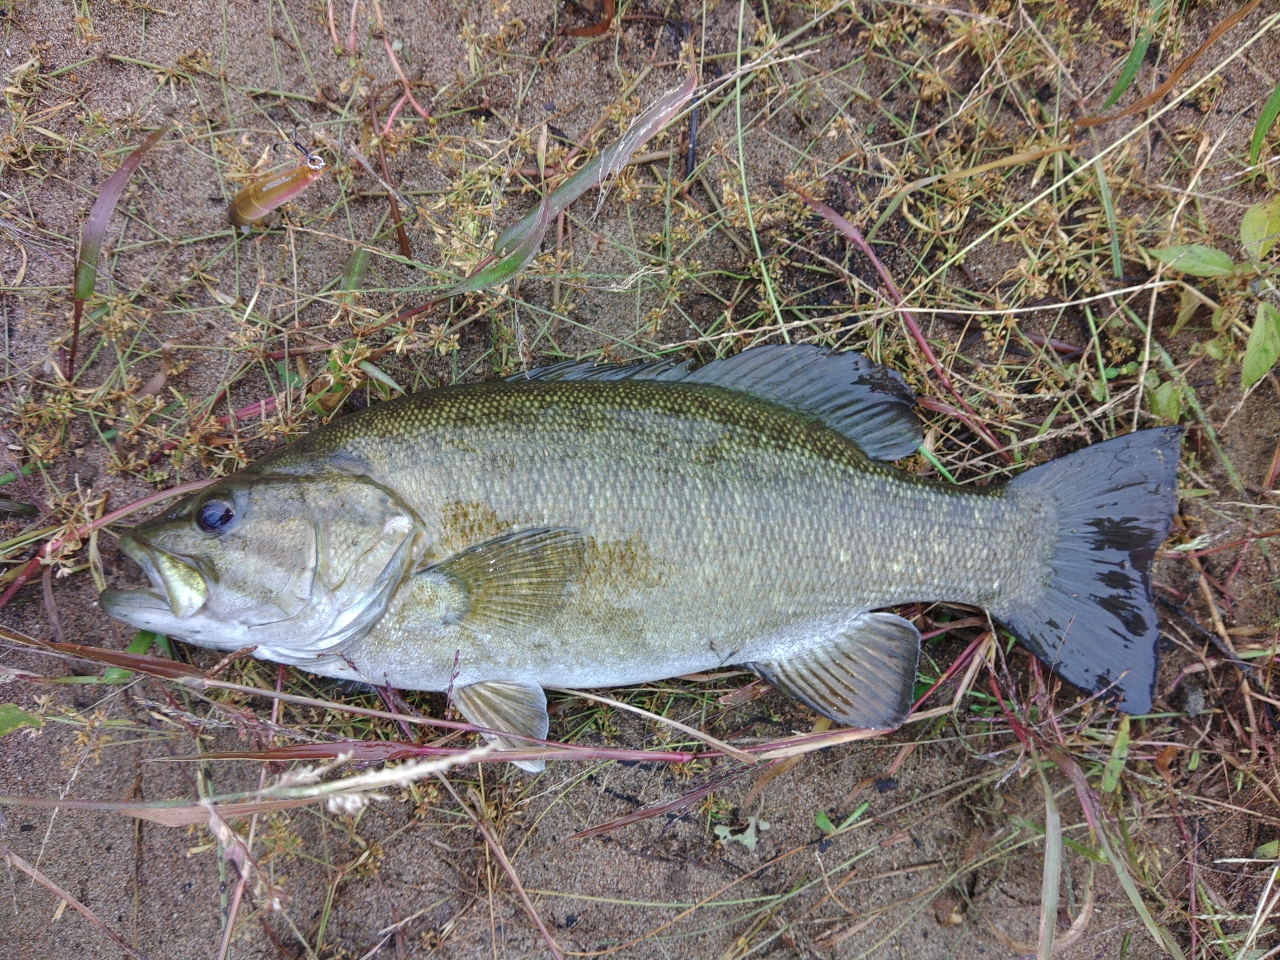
top-left (454, 680), bottom-right (549, 773)
top-left (745, 612), bottom-right (921, 729)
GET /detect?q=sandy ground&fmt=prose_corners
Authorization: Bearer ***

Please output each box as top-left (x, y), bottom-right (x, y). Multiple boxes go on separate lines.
top-left (1, 1), bottom-right (1279, 958)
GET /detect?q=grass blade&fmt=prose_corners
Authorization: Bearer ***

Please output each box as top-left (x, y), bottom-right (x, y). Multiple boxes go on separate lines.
top-left (1051, 746), bottom-right (1186, 959)
top-left (492, 64), bottom-right (696, 259)
top-left (445, 191), bottom-right (551, 297)
top-left (1037, 763), bottom-right (1063, 960)
top-left (1101, 713), bottom-right (1131, 793)
top-left (1103, 28), bottom-right (1154, 109)
top-left (1102, 0), bottom-right (1165, 109)
top-left (69, 125), bottom-right (171, 378)
top-left (1251, 79), bottom-right (1280, 166)
top-left (1095, 164), bottom-right (1124, 278)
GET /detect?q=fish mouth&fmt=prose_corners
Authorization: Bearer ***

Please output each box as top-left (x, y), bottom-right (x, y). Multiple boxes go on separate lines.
top-left (103, 534), bottom-right (209, 621)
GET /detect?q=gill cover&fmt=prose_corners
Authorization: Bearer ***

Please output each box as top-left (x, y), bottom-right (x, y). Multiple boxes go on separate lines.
top-left (103, 471), bottom-right (421, 662)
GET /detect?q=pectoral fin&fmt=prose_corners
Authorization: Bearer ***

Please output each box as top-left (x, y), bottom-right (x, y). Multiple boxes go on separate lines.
top-left (454, 680), bottom-right (549, 773)
top-left (745, 612), bottom-right (921, 729)
top-left (424, 528), bottom-right (585, 632)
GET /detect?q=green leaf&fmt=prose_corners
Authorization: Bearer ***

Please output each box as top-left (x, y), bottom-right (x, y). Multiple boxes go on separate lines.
top-left (1240, 195), bottom-right (1280, 261)
top-left (1103, 0), bottom-right (1166, 109)
top-left (338, 246), bottom-right (370, 292)
top-left (1148, 379), bottom-right (1183, 422)
top-left (838, 801), bottom-right (870, 830)
top-left (1101, 714), bottom-right (1131, 793)
top-left (814, 810), bottom-right (836, 835)
top-left (0, 703), bottom-right (42, 737)
top-left (103, 630), bottom-right (161, 683)
top-left (1103, 29), bottom-right (1154, 109)
top-left (1242, 302), bottom-right (1280, 390)
top-left (1249, 79), bottom-right (1280, 166)
top-left (1253, 839), bottom-right (1279, 860)
top-left (1149, 244), bottom-right (1235, 277)
top-left (1171, 285), bottom-right (1203, 336)
top-left (275, 360), bottom-right (303, 390)
top-left (444, 192), bottom-right (552, 298)
top-left (357, 360), bottom-right (405, 395)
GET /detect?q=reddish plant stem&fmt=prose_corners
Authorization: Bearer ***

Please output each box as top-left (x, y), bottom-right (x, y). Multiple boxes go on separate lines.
top-left (367, 93), bottom-right (412, 258)
top-left (0, 477), bottom-right (216, 611)
top-left (347, 0), bottom-right (360, 53)
top-left (382, 91), bottom-right (408, 132)
top-left (910, 631), bottom-right (991, 714)
top-left (371, 0), bottom-right (432, 123)
top-left (1021, 332), bottom-right (1083, 356)
top-left (65, 298), bottom-right (84, 380)
top-left (914, 396), bottom-right (1007, 459)
top-left (561, 0), bottom-right (615, 36)
top-left (791, 186), bottom-right (1010, 462)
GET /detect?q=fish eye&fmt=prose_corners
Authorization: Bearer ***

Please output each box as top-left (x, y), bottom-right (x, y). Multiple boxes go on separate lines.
top-left (196, 499), bottom-right (236, 533)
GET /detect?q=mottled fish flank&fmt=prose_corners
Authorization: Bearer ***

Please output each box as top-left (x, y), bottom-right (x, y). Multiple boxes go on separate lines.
top-left (101, 346), bottom-right (1182, 770)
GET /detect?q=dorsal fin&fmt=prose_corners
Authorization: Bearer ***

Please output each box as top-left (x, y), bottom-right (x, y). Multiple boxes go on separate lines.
top-left (506, 345), bottom-right (922, 461)
top-left (506, 357), bottom-right (693, 383)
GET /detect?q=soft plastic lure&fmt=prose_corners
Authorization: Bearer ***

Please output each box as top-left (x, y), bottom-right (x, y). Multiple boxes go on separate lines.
top-left (229, 131), bottom-right (326, 231)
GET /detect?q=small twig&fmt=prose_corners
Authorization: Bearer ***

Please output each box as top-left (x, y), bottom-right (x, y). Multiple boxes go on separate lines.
top-left (40, 564), bottom-right (64, 644)
top-left (311, 129), bottom-right (414, 215)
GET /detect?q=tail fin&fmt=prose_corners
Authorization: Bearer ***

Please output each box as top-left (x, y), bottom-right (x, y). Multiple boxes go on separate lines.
top-left (999, 427), bottom-right (1182, 714)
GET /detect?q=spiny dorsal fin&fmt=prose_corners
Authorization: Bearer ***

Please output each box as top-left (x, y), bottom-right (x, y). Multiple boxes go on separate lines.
top-left (423, 528), bottom-right (585, 633)
top-left (745, 611), bottom-right (921, 729)
top-left (506, 345), bottom-right (921, 461)
top-left (453, 680), bottom-right (549, 773)
top-left (506, 357), bottom-right (692, 383)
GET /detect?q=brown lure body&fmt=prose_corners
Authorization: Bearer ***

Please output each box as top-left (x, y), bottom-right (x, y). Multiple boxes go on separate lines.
top-left (229, 154), bottom-right (326, 230)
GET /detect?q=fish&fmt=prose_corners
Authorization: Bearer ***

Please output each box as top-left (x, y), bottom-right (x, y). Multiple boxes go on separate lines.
top-left (100, 346), bottom-right (1182, 770)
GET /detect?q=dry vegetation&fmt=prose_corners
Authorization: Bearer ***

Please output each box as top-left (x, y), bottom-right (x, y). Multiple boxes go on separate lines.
top-left (1, 0), bottom-right (1279, 958)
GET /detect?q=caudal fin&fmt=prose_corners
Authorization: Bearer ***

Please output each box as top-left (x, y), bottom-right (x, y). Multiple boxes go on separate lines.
top-left (999, 427), bottom-right (1182, 714)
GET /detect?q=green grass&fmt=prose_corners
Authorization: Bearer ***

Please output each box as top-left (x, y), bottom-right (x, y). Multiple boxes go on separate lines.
top-left (1, 0), bottom-right (1279, 957)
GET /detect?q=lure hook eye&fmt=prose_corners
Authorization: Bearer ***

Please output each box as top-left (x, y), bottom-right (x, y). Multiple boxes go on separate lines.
top-left (272, 122), bottom-right (323, 167)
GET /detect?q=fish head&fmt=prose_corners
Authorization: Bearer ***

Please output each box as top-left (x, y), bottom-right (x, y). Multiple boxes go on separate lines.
top-left (101, 470), bottom-right (421, 663)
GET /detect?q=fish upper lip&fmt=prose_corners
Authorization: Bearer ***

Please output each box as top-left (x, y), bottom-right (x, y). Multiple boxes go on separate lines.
top-left (116, 533), bottom-right (202, 612)
top-left (117, 534), bottom-right (164, 596)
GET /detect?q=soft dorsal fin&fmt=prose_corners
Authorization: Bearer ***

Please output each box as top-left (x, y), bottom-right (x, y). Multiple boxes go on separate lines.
top-left (506, 345), bottom-right (921, 461)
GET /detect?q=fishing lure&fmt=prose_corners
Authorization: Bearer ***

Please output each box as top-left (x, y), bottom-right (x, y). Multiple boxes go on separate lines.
top-left (228, 129), bottom-right (327, 231)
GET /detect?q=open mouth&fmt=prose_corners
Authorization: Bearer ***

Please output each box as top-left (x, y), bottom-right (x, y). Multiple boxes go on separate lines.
top-left (108, 534), bottom-right (209, 620)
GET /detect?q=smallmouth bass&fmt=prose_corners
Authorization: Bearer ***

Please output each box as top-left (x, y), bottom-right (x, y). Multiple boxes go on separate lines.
top-left (101, 346), bottom-right (1182, 770)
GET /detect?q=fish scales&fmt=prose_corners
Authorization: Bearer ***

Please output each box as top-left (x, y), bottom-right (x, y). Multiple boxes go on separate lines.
top-left (256, 380), bottom-right (1046, 690)
top-left (101, 346), bottom-right (1182, 762)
